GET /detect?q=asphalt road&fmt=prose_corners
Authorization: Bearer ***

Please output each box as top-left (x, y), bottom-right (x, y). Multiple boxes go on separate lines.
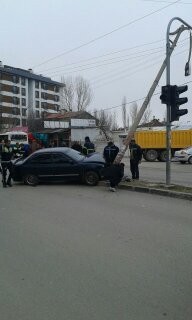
top-left (0, 184), bottom-right (192, 320)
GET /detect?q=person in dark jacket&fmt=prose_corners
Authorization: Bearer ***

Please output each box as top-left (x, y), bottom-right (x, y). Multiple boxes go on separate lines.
top-left (13, 142), bottom-right (22, 159)
top-left (103, 162), bottom-right (125, 192)
top-left (129, 138), bottom-right (142, 180)
top-left (82, 136), bottom-right (95, 155)
top-left (1, 140), bottom-right (13, 187)
top-left (103, 141), bottom-right (119, 166)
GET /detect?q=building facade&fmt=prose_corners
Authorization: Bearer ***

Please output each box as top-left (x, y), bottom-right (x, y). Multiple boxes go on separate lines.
top-left (0, 62), bottom-right (63, 130)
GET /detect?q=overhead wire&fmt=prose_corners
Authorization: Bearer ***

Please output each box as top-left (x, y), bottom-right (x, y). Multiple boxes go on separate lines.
top-left (48, 40), bottom-right (187, 79)
top-left (47, 38), bottom-right (187, 83)
top-left (89, 42), bottom-right (188, 85)
top-left (38, 39), bottom-right (165, 74)
top-left (48, 48), bottom-right (165, 77)
top-left (32, 0), bottom-right (181, 69)
top-left (141, 0), bottom-right (192, 4)
top-left (91, 48), bottom-right (188, 90)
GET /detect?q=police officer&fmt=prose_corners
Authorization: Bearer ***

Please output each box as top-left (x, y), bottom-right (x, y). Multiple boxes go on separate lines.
top-left (13, 142), bottom-right (22, 159)
top-left (129, 138), bottom-right (142, 180)
top-left (82, 136), bottom-right (95, 155)
top-left (103, 141), bottom-right (119, 166)
top-left (1, 139), bottom-right (13, 187)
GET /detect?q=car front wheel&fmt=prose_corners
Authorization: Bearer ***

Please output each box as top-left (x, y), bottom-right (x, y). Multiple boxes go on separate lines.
top-left (84, 171), bottom-right (99, 186)
top-left (188, 156), bottom-right (192, 164)
top-left (23, 174), bottom-right (39, 186)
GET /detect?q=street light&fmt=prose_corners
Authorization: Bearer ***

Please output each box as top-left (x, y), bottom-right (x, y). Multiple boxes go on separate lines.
top-left (166, 17), bottom-right (192, 186)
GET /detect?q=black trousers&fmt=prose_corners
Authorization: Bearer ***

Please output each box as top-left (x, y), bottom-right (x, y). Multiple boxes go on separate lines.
top-left (1, 162), bottom-right (13, 185)
top-left (130, 160), bottom-right (139, 179)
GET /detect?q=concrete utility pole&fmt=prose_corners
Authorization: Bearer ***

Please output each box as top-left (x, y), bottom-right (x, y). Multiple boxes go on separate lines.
top-left (166, 17), bottom-right (192, 185)
top-left (115, 27), bottom-right (183, 164)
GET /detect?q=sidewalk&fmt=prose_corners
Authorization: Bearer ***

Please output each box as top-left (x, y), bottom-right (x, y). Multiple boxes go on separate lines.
top-left (118, 179), bottom-right (192, 201)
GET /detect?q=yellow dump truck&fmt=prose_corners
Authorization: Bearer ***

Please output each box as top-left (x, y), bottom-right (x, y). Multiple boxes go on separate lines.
top-left (119, 129), bottom-right (192, 161)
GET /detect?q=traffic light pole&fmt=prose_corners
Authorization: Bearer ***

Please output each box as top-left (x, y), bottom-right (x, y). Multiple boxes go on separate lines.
top-left (114, 25), bottom-right (184, 165)
top-left (166, 18), bottom-right (192, 185)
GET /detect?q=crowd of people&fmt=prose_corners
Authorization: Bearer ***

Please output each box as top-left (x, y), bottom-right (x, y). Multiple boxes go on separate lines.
top-left (0, 135), bottom-right (142, 191)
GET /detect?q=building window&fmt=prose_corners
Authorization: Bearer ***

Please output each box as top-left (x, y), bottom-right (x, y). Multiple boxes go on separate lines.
top-left (15, 118), bottom-right (20, 126)
top-left (36, 100), bottom-right (39, 108)
top-left (13, 97), bottom-right (19, 105)
top-left (41, 92), bottom-right (48, 100)
top-left (54, 86), bottom-right (59, 93)
top-left (35, 91), bottom-right (39, 98)
top-left (41, 102), bottom-right (47, 109)
top-left (12, 75), bottom-right (19, 83)
top-left (36, 110), bottom-right (40, 118)
top-left (35, 81), bottom-right (39, 88)
top-left (54, 95), bottom-right (59, 102)
top-left (21, 78), bottom-right (26, 85)
top-left (12, 86), bottom-right (19, 94)
top-left (41, 82), bottom-right (48, 90)
top-left (55, 104), bottom-right (59, 112)
top-left (22, 108), bottom-right (27, 116)
top-left (21, 88), bottom-right (26, 96)
top-left (22, 98), bottom-right (26, 106)
top-left (22, 119), bottom-right (27, 126)
top-left (12, 107), bottom-right (20, 115)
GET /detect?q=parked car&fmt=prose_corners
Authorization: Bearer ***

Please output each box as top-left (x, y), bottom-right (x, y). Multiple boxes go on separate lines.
top-left (174, 146), bottom-right (192, 164)
top-left (12, 147), bottom-right (105, 186)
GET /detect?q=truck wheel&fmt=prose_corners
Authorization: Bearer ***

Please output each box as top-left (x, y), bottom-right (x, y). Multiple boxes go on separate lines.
top-left (145, 149), bottom-right (158, 161)
top-left (188, 156), bottom-right (192, 164)
top-left (84, 171), bottom-right (99, 186)
top-left (159, 150), bottom-right (167, 162)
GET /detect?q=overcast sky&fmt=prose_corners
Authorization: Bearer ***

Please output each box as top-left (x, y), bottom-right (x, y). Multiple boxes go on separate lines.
top-left (1, 0), bottom-right (192, 126)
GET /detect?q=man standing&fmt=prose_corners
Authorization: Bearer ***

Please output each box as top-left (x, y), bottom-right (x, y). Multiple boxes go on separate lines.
top-left (1, 140), bottom-right (13, 187)
top-left (103, 141), bottom-right (119, 166)
top-left (129, 138), bottom-right (142, 180)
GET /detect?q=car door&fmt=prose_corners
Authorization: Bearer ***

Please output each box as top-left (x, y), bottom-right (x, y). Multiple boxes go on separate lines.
top-left (52, 152), bottom-right (81, 181)
top-left (24, 153), bottom-right (54, 182)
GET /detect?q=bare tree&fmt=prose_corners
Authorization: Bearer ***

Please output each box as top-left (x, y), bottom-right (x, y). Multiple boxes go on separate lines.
top-left (93, 109), bottom-right (112, 140)
top-left (111, 111), bottom-right (118, 131)
top-left (75, 76), bottom-right (92, 111)
top-left (141, 106), bottom-right (152, 124)
top-left (130, 102), bottom-right (138, 125)
top-left (121, 96), bottom-right (127, 132)
top-left (61, 76), bottom-right (93, 111)
top-left (61, 76), bottom-right (74, 111)
top-left (127, 114), bottom-right (130, 130)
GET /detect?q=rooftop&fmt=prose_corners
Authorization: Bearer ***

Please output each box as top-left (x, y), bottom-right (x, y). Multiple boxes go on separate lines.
top-left (0, 63), bottom-right (63, 86)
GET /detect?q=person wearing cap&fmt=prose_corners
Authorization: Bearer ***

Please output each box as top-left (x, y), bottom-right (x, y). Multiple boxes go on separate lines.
top-left (129, 138), bottom-right (142, 180)
top-left (82, 136), bottom-right (95, 155)
top-left (103, 141), bottom-right (119, 166)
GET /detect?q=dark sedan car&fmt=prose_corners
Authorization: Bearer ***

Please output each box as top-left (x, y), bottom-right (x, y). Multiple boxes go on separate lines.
top-left (12, 147), bottom-right (105, 186)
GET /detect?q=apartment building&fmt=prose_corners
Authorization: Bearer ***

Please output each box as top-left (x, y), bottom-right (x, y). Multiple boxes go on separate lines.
top-left (0, 61), bottom-right (63, 129)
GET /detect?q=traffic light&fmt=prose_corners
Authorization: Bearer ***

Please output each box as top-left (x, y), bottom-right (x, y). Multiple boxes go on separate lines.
top-left (160, 85), bottom-right (171, 105)
top-left (170, 85), bottom-right (188, 122)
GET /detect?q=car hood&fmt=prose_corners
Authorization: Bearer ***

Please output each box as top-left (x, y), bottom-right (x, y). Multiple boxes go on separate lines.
top-left (82, 152), bottom-right (105, 164)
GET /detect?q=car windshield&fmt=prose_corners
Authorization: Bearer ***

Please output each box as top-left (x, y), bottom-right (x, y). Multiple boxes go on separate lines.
top-left (65, 148), bottom-right (85, 161)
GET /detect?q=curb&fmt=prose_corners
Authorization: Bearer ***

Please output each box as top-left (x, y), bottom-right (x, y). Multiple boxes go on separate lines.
top-left (118, 183), bottom-right (192, 201)
top-left (100, 181), bottom-right (192, 201)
